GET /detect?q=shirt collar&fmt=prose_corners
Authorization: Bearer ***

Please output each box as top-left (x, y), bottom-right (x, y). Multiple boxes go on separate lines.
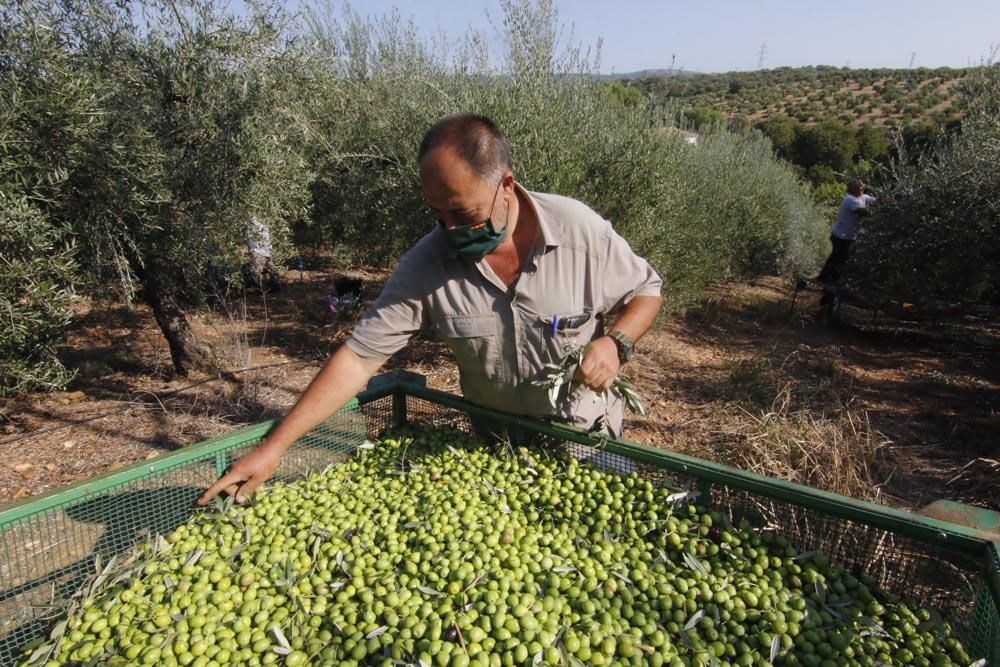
top-left (517, 183), bottom-right (563, 251)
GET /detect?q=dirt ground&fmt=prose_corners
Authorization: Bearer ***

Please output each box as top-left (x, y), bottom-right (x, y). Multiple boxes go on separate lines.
top-left (1, 265), bottom-right (997, 514)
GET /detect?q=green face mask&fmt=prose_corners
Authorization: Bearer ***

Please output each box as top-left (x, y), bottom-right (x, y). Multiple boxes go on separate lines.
top-left (444, 218), bottom-right (508, 259)
top-left (440, 179), bottom-right (508, 260)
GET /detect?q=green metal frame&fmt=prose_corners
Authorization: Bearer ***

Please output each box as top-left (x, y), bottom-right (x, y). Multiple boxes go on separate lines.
top-left (1, 375), bottom-right (998, 664)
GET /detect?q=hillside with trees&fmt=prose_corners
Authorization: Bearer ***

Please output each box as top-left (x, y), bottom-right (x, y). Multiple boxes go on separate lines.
top-left (629, 66), bottom-right (968, 129)
top-left (619, 67), bottom-right (976, 202)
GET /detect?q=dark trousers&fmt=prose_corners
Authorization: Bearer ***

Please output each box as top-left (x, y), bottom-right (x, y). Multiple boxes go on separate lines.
top-left (817, 235), bottom-right (853, 284)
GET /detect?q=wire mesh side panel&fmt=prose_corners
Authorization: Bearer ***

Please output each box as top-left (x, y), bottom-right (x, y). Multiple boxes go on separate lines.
top-left (360, 395), bottom-right (399, 438)
top-left (967, 547), bottom-right (1000, 663)
top-left (714, 486), bottom-right (983, 631)
top-left (405, 396), bottom-right (474, 433)
top-left (0, 459), bottom-right (223, 666)
top-left (0, 409), bottom-right (364, 667)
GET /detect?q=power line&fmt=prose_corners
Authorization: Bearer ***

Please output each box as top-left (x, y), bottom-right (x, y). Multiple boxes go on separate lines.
top-left (757, 42), bottom-right (768, 70)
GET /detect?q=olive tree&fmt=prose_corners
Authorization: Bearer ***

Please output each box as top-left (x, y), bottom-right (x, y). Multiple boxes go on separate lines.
top-left (36, 0), bottom-right (316, 374)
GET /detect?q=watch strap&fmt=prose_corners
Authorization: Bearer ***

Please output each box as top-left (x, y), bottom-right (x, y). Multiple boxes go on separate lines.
top-left (607, 330), bottom-right (634, 363)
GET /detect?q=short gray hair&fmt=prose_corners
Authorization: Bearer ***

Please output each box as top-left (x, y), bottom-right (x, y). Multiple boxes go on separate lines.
top-left (418, 114), bottom-right (513, 182)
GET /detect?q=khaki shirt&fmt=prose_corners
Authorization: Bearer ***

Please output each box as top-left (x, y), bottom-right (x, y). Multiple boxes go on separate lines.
top-left (347, 185), bottom-right (662, 434)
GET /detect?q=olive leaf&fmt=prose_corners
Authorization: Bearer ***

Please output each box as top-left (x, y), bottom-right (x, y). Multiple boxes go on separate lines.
top-left (533, 344), bottom-right (647, 414)
top-left (859, 616), bottom-right (890, 639)
top-left (185, 549), bottom-right (204, 568)
top-left (666, 490), bottom-right (700, 504)
top-left (769, 634), bottom-right (780, 663)
top-left (683, 609), bottom-right (705, 631)
top-left (416, 584), bottom-right (444, 597)
top-left (271, 625), bottom-right (292, 650)
top-left (814, 579), bottom-right (827, 605)
top-left (682, 552), bottom-right (709, 577)
top-left (612, 570), bottom-right (633, 584)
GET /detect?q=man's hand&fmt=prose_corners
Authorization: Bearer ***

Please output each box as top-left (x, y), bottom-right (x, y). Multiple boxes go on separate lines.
top-left (197, 444), bottom-right (284, 505)
top-left (576, 336), bottom-right (620, 391)
top-left (195, 344), bottom-right (383, 507)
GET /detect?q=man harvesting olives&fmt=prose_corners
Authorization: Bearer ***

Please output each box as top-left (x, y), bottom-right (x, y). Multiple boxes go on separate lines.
top-left (200, 114), bottom-right (662, 505)
top-left (816, 179), bottom-right (878, 285)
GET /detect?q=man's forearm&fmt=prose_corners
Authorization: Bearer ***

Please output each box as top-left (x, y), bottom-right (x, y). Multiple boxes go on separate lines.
top-left (262, 344), bottom-right (384, 454)
top-left (607, 294), bottom-right (663, 342)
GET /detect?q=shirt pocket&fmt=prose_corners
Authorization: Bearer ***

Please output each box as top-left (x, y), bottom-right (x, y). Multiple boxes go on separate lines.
top-left (536, 309), bottom-right (597, 363)
top-left (437, 314), bottom-right (500, 381)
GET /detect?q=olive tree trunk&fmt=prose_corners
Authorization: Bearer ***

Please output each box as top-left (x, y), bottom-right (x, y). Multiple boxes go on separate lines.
top-left (143, 261), bottom-right (215, 375)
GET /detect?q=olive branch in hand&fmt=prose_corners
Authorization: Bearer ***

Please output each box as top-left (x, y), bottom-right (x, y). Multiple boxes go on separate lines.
top-left (532, 344), bottom-right (646, 415)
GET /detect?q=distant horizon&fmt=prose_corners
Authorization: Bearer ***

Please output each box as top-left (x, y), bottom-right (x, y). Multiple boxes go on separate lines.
top-left (607, 63), bottom-right (978, 78)
top-left (320, 0), bottom-right (999, 75)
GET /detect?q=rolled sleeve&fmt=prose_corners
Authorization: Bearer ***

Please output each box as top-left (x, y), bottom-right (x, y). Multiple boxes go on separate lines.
top-left (346, 251), bottom-right (429, 362)
top-left (600, 223), bottom-right (663, 314)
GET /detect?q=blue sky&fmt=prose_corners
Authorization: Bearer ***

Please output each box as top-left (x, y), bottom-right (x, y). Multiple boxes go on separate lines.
top-left (324, 0), bottom-right (999, 73)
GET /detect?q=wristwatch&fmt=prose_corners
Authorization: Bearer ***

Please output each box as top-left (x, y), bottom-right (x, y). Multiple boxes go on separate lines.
top-left (606, 330), bottom-right (635, 364)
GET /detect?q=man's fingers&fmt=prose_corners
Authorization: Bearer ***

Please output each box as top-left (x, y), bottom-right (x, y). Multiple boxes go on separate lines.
top-left (582, 371), bottom-right (614, 392)
top-left (197, 471), bottom-right (244, 506)
top-left (236, 475), bottom-right (266, 504)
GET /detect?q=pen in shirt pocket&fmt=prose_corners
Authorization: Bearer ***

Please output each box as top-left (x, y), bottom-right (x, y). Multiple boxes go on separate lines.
top-left (543, 312), bottom-right (591, 335)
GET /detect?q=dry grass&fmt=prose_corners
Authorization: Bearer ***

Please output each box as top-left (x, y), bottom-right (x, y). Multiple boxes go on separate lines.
top-left (947, 458), bottom-right (1000, 504)
top-left (715, 385), bottom-right (891, 502)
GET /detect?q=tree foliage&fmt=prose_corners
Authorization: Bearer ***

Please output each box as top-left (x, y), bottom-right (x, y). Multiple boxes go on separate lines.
top-left (632, 65), bottom-right (968, 130)
top-left (296, 1), bottom-right (827, 309)
top-left (4, 0), bottom-right (317, 375)
top-left (0, 196), bottom-right (78, 395)
top-left (0, 2), bottom-right (86, 393)
top-left (683, 105), bottom-right (726, 131)
top-left (755, 115), bottom-right (799, 161)
top-left (793, 119), bottom-right (858, 174)
top-left (852, 65), bottom-right (1000, 304)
